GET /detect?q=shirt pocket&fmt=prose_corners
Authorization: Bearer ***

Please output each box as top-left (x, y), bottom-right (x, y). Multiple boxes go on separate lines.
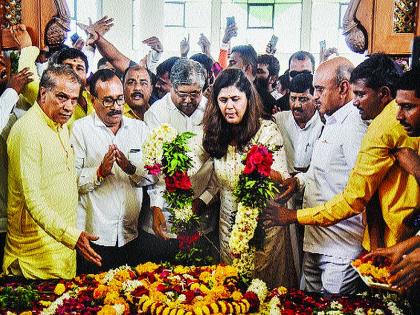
top-left (311, 139), bottom-right (334, 172)
top-left (128, 148), bottom-right (142, 165)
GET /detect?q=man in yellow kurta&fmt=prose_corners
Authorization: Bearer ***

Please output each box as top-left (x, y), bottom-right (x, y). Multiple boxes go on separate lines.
top-left (266, 55), bottom-right (419, 252)
top-left (3, 65), bottom-right (101, 279)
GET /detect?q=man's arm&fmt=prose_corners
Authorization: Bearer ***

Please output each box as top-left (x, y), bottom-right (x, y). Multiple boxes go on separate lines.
top-left (395, 148), bottom-right (420, 184)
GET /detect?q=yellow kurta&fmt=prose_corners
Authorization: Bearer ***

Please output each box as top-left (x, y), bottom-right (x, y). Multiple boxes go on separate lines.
top-left (3, 103), bottom-right (80, 279)
top-left (297, 101), bottom-right (420, 251)
top-left (123, 103), bottom-right (148, 120)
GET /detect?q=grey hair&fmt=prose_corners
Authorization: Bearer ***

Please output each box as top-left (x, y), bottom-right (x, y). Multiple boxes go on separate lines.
top-left (170, 58), bottom-right (206, 89)
top-left (40, 63), bottom-right (82, 90)
top-left (335, 63), bottom-right (354, 85)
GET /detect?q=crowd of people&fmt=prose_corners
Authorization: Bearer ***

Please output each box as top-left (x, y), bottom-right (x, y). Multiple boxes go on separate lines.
top-left (0, 15), bottom-right (419, 308)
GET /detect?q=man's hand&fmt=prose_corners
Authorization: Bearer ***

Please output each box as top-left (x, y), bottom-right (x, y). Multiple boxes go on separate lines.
top-left (320, 47), bottom-right (338, 63)
top-left (265, 42), bottom-right (276, 55)
top-left (276, 177), bottom-right (298, 203)
top-left (198, 33), bottom-right (211, 57)
top-left (85, 28), bottom-right (100, 47)
top-left (143, 36), bottom-right (163, 53)
top-left (6, 68), bottom-right (33, 94)
top-left (180, 34), bottom-right (190, 58)
top-left (395, 147), bottom-right (420, 182)
top-left (222, 24), bottom-right (238, 44)
top-left (388, 248), bottom-right (420, 293)
top-left (152, 207), bottom-right (169, 240)
top-left (10, 24), bottom-right (32, 49)
top-left (263, 200), bottom-right (298, 227)
top-left (77, 16), bottom-right (114, 37)
top-left (99, 145), bottom-right (117, 177)
top-left (115, 146), bottom-right (136, 175)
top-left (192, 198), bottom-right (206, 215)
top-left (76, 231), bottom-right (102, 267)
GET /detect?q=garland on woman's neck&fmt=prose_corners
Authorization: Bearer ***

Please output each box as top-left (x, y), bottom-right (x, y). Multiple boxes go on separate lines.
top-left (230, 144), bottom-right (279, 281)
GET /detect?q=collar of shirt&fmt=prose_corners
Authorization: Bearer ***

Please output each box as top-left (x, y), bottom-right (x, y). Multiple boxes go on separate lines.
top-left (165, 93), bottom-right (207, 118)
top-left (123, 103), bottom-right (141, 120)
top-left (34, 102), bottom-right (63, 131)
top-left (292, 110), bottom-right (321, 131)
top-left (324, 100), bottom-right (354, 125)
top-left (93, 112), bottom-right (130, 130)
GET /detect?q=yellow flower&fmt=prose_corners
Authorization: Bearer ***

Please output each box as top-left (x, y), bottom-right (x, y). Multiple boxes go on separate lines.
top-left (199, 271), bottom-right (211, 283)
top-left (53, 283), bottom-right (66, 296)
top-left (135, 262), bottom-right (160, 274)
top-left (104, 291), bottom-right (121, 305)
top-left (231, 291), bottom-right (243, 301)
top-left (98, 305), bottom-right (117, 315)
top-left (39, 300), bottom-right (52, 307)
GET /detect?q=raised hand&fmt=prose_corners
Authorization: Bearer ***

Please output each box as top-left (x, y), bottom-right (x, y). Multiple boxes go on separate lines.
top-left (143, 36), bottom-right (163, 53)
top-left (222, 23), bottom-right (238, 44)
top-left (77, 16), bottom-right (114, 37)
top-left (10, 24), bottom-right (32, 49)
top-left (180, 34), bottom-right (190, 58)
top-left (76, 231), bottom-right (102, 266)
top-left (7, 67), bottom-right (33, 94)
top-left (198, 33), bottom-right (211, 57)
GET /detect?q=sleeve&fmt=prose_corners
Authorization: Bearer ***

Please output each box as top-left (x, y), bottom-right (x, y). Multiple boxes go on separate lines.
top-left (147, 50), bottom-right (162, 74)
top-left (148, 179), bottom-right (166, 209)
top-left (144, 106), bottom-right (163, 131)
top-left (70, 123), bottom-right (102, 194)
top-left (218, 45), bottom-right (229, 69)
top-left (83, 45), bottom-right (96, 73)
top-left (14, 129), bottom-right (80, 249)
top-left (18, 46), bottom-right (40, 105)
top-left (342, 118), bottom-right (368, 167)
top-left (199, 170), bottom-right (219, 205)
top-left (297, 123), bottom-right (397, 226)
top-left (0, 88), bottom-right (19, 131)
top-left (188, 132), bottom-right (211, 178)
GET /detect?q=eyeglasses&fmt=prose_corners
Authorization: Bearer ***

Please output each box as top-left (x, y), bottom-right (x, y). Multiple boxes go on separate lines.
top-left (174, 88), bottom-right (201, 100)
top-left (95, 95), bottom-right (125, 108)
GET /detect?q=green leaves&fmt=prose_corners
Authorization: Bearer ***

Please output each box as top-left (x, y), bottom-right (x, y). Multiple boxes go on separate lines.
top-left (0, 285), bottom-right (40, 311)
top-left (162, 132), bottom-right (195, 176)
top-left (234, 174), bottom-right (279, 209)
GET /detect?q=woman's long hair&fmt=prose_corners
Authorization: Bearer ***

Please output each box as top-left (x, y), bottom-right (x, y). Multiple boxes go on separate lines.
top-left (202, 68), bottom-right (262, 158)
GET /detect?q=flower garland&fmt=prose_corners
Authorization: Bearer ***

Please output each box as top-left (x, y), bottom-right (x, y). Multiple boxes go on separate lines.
top-left (143, 123), bottom-right (209, 265)
top-left (230, 144), bottom-right (279, 279)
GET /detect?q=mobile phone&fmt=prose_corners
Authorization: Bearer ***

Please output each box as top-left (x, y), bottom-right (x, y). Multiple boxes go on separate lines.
top-left (226, 16), bottom-right (235, 28)
top-left (320, 40), bottom-right (326, 51)
top-left (270, 35), bottom-right (279, 50)
top-left (411, 36), bottom-right (420, 69)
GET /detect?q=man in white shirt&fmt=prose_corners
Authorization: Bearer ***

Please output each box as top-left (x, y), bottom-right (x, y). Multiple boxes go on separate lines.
top-left (0, 50), bottom-right (33, 265)
top-left (143, 59), bottom-right (219, 263)
top-left (71, 69), bottom-right (156, 273)
top-left (273, 72), bottom-right (323, 281)
top-left (295, 57), bottom-right (368, 294)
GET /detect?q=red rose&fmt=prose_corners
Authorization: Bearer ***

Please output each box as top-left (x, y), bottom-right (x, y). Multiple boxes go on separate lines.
top-left (174, 171), bottom-right (192, 190)
top-left (145, 164), bottom-right (161, 175)
top-left (184, 290), bottom-right (195, 304)
top-left (165, 175), bottom-right (177, 192)
top-left (243, 145), bottom-right (273, 177)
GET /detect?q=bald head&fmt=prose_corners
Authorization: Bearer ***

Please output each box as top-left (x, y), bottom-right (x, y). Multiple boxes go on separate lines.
top-left (313, 57), bottom-right (354, 116)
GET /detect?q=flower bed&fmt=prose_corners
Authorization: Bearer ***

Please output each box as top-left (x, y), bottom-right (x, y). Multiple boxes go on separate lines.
top-left (0, 263), bottom-right (412, 315)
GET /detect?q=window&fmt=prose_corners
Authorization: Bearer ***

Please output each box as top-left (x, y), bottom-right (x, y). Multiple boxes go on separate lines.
top-left (66, 0), bottom-right (99, 45)
top-left (247, 3), bottom-right (275, 29)
top-left (164, 1), bottom-right (186, 27)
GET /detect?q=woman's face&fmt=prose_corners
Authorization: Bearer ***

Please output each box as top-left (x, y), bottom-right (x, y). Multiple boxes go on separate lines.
top-left (217, 85), bottom-right (248, 124)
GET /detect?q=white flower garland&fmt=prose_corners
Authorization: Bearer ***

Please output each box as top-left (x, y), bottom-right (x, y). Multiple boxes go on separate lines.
top-left (142, 123), bottom-right (178, 167)
top-left (246, 278), bottom-right (268, 304)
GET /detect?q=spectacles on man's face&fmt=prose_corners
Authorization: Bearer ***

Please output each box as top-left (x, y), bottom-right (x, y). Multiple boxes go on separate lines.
top-left (95, 95), bottom-right (125, 108)
top-left (174, 88), bottom-right (202, 100)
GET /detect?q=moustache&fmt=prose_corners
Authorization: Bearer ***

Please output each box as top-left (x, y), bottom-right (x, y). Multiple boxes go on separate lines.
top-left (292, 107), bottom-right (303, 113)
top-left (399, 120), bottom-right (411, 128)
top-left (131, 91), bottom-right (144, 98)
top-left (107, 110), bottom-right (122, 116)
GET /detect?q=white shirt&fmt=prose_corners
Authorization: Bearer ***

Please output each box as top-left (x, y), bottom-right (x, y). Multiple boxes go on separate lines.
top-left (297, 102), bottom-right (369, 259)
top-left (143, 93), bottom-right (218, 236)
top-left (0, 88), bottom-right (19, 131)
top-left (70, 114), bottom-right (156, 247)
top-left (274, 110), bottom-right (323, 174)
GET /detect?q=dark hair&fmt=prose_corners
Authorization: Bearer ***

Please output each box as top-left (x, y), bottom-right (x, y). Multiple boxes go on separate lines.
top-left (156, 56), bottom-right (180, 78)
top-left (122, 65), bottom-right (156, 87)
top-left (202, 68), bottom-right (262, 158)
top-left (278, 71), bottom-right (290, 90)
top-left (350, 53), bottom-right (402, 98)
top-left (257, 54), bottom-right (280, 77)
top-left (288, 51), bottom-right (315, 72)
top-left (38, 64), bottom-right (82, 97)
top-left (56, 48), bottom-right (89, 73)
top-left (289, 72), bottom-right (314, 94)
top-left (89, 69), bottom-right (120, 97)
top-left (396, 66), bottom-right (420, 97)
top-left (231, 45), bottom-right (258, 76)
top-left (97, 57), bottom-right (109, 69)
top-left (190, 53), bottom-right (213, 75)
